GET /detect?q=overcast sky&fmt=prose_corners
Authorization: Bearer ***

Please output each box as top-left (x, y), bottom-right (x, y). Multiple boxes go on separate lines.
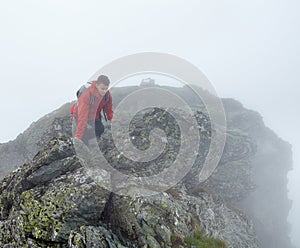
top-left (0, 0), bottom-right (299, 246)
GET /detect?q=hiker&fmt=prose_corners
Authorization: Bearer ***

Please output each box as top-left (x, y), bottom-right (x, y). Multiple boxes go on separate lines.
top-left (71, 75), bottom-right (114, 145)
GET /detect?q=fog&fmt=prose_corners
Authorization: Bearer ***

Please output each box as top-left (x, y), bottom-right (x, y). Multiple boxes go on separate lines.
top-left (0, 0), bottom-right (299, 246)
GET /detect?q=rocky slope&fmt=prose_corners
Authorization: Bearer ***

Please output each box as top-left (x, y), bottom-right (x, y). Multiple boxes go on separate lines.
top-left (0, 103), bottom-right (72, 178)
top-left (222, 99), bottom-right (293, 248)
top-left (0, 135), bottom-right (258, 247)
top-left (0, 86), bottom-right (293, 247)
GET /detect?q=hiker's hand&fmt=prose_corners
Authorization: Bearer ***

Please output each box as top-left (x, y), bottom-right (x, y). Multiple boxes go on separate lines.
top-left (73, 137), bottom-right (91, 161)
top-left (73, 137), bottom-right (89, 151)
top-left (110, 118), bottom-right (116, 124)
top-left (73, 137), bottom-right (83, 145)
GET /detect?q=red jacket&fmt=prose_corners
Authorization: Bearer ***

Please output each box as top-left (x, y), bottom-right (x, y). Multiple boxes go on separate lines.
top-left (71, 81), bottom-right (113, 139)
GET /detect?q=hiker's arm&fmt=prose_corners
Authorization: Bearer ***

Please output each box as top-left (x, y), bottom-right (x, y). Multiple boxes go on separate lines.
top-left (105, 92), bottom-right (114, 121)
top-left (75, 92), bottom-right (90, 139)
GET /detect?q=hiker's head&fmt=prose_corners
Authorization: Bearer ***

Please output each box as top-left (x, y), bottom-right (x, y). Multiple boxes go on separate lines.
top-left (96, 75), bottom-right (110, 96)
top-left (97, 75), bottom-right (110, 86)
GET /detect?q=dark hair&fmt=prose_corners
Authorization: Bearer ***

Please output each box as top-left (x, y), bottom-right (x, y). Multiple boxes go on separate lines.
top-left (97, 75), bottom-right (110, 86)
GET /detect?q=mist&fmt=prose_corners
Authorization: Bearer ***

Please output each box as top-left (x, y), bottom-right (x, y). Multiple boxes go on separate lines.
top-left (0, 0), bottom-right (299, 246)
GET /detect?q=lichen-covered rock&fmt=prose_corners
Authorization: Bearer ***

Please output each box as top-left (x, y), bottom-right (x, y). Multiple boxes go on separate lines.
top-left (0, 137), bottom-right (110, 247)
top-left (101, 186), bottom-right (258, 248)
top-left (68, 226), bottom-right (126, 248)
top-left (0, 134), bottom-right (258, 248)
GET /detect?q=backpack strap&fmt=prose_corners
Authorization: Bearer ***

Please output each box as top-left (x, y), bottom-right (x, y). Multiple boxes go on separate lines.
top-left (89, 93), bottom-right (95, 105)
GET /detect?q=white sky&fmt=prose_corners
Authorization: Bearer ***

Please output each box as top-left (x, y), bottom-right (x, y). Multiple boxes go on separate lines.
top-left (0, 0), bottom-right (299, 246)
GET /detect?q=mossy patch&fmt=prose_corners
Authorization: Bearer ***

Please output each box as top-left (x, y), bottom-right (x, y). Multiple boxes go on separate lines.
top-left (20, 187), bottom-right (76, 241)
top-left (185, 232), bottom-right (227, 248)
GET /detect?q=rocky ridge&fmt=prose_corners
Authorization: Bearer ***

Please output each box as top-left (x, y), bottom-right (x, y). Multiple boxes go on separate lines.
top-left (0, 86), bottom-right (293, 247)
